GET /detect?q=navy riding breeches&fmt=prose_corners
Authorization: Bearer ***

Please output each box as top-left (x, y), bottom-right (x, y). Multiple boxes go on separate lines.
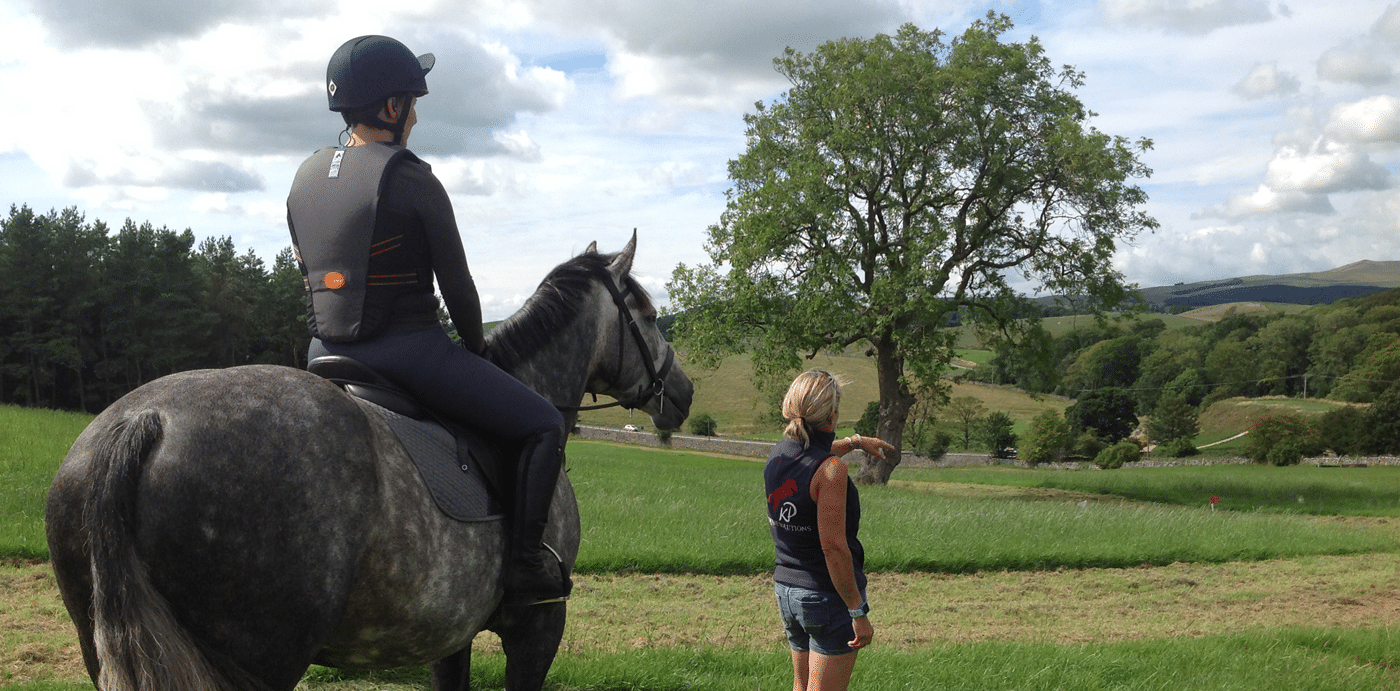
top-left (310, 327), bottom-right (563, 441)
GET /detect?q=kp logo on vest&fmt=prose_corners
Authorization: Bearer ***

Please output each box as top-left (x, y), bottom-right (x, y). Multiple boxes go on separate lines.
top-left (778, 501), bottom-right (798, 523)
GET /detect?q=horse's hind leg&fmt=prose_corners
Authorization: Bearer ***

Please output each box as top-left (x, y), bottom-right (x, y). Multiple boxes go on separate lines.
top-left (431, 647), bottom-right (472, 691)
top-left (493, 602), bottom-right (567, 691)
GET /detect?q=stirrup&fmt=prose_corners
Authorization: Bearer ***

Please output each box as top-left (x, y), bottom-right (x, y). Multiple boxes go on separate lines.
top-left (505, 542), bottom-right (571, 606)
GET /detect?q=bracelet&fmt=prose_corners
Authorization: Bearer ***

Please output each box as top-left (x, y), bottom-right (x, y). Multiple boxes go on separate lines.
top-left (848, 601), bottom-right (869, 619)
top-left (850, 434), bottom-right (862, 450)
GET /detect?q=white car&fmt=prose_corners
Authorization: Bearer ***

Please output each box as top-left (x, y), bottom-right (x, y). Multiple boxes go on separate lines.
top-left (623, 424), bottom-right (642, 432)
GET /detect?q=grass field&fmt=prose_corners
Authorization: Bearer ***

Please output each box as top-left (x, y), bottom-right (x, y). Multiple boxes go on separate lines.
top-left (569, 444), bottom-right (1398, 574)
top-left (0, 406), bottom-right (92, 559)
top-left (6, 395), bottom-right (1400, 690)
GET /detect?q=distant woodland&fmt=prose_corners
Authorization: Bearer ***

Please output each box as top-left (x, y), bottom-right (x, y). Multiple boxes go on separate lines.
top-left (972, 292), bottom-right (1400, 412)
top-left (4, 204), bottom-right (1399, 416)
top-left (0, 206), bottom-right (308, 411)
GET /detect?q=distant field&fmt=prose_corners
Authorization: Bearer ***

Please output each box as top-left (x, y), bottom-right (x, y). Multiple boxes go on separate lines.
top-left (579, 351), bottom-right (1069, 437)
top-left (1198, 397), bottom-right (1359, 436)
top-left (577, 351), bottom-right (882, 435)
top-left (1176, 302), bottom-right (1311, 322)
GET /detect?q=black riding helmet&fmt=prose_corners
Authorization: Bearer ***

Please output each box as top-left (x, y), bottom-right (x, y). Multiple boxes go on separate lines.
top-left (327, 35), bottom-right (434, 144)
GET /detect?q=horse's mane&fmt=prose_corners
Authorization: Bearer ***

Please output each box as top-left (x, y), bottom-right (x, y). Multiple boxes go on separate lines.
top-left (486, 250), bottom-right (652, 371)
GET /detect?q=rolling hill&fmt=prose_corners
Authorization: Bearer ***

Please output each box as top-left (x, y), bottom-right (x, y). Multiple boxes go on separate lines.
top-left (1137, 260), bottom-right (1400, 309)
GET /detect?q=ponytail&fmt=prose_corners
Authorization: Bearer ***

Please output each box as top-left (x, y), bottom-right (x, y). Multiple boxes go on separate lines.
top-left (784, 416), bottom-right (810, 447)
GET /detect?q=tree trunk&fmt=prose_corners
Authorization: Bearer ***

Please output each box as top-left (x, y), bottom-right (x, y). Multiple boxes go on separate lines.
top-left (853, 334), bottom-right (915, 485)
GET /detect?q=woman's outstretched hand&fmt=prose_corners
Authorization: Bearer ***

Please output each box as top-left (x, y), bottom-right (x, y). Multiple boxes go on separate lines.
top-left (856, 436), bottom-right (894, 460)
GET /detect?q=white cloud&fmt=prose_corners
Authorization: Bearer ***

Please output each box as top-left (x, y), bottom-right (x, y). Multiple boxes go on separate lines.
top-left (1326, 95), bottom-right (1400, 146)
top-left (1219, 184), bottom-right (1334, 218)
top-left (1232, 62), bottom-right (1300, 98)
top-left (1263, 140), bottom-right (1392, 194)
top-left (1371, 2), bottom-right (1400, 46)
top-left (1317, 43), bottom-right (1394, 85)
top-left (5, 0), bottom-right (1400, 322)
top-left (1098, 0), bottom-right (1275, 34)
top-left (518, 0), bottom-right (908, 110)
top-left (17, 0), bottom-right (333, 48)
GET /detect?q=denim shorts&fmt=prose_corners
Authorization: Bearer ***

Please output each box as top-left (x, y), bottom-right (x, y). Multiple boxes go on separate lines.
top-left (774, 582), bottom-right (862, 656)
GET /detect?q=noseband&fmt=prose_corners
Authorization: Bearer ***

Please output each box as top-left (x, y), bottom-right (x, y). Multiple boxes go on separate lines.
top-left (559, 277), bottom-right (674, 413)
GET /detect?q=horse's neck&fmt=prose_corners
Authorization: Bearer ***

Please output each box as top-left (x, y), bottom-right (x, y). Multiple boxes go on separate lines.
top-left (486, 323), bottom-right (594, 427)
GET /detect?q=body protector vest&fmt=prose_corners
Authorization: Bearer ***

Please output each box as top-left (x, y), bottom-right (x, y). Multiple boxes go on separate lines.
top-left (287, 143), bottom-right (433, 342)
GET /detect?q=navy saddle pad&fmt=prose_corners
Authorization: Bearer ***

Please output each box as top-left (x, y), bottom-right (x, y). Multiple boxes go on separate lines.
top-left (308, 357), bottom-right (505, 523)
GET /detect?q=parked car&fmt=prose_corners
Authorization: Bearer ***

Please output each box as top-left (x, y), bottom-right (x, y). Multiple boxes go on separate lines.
top-left (623, 424), bottom-right (642, 432)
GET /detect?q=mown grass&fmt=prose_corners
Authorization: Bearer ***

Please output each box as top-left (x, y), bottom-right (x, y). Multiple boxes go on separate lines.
top-left (541, 628), bottom-right (1400, 690)
top-left (283, 627), bottom-right (1400, 691)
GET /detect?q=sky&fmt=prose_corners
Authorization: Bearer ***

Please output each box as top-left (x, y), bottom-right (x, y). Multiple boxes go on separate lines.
top-left (1, 0), bottom-right (1398, 321)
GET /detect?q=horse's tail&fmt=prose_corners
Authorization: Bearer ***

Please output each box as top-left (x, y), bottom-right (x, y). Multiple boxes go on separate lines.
top-left (87, 410), bottom-right (253, 691)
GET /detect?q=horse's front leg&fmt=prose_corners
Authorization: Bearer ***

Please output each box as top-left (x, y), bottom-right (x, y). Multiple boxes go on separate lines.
top-left (493, 602), bottom-right (568, 691)
top-left (431, 646), bottom-right (472, 691)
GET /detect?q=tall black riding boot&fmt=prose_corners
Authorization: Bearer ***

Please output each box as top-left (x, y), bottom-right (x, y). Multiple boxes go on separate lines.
top-left (504, 427), bottom-right (571, 606)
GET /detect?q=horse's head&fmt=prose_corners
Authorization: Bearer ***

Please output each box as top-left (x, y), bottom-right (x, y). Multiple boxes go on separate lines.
top-left (487, 231), bottom-right (693, 430)
top-left (579, 232), bottom-right (693, 430)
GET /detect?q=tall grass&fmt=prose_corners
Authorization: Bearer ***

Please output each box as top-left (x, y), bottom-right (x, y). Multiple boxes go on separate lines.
top-left (567, 443), bottom-right (1398, 575)
top-left (0, 405), bottom-right (91, 559)
top-left (4, 414), bottom-right (1395, 568)
top-left (898, 464), bottom-right (1400, 517)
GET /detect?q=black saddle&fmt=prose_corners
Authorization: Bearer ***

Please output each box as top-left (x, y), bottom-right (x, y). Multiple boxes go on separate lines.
top-left (308, 356), bottom-right (506, 522)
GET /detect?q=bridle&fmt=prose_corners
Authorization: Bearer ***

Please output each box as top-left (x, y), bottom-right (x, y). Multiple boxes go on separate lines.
top-left (557, 276), bottom-right (674, 414)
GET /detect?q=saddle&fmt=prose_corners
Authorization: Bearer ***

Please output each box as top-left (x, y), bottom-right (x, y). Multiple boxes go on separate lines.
top-left (307, 356), bottom-right (506, 522)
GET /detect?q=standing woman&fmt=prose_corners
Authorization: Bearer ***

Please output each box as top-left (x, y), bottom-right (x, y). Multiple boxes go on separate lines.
top-left (286, 35), bottom-right (569, 606)
top-left (765, 370), bottom-right (893, 691)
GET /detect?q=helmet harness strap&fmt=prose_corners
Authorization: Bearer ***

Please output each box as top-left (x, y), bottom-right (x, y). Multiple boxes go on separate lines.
top-left (371, 95), bottom-right (413, 146)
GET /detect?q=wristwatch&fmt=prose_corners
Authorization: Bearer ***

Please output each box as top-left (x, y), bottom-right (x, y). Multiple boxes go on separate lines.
top-left (848, 601), bottom-right (869, 619)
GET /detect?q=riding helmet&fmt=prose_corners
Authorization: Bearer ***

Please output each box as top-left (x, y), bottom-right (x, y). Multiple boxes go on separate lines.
top-left (326, 35), bottom-right (434, 112)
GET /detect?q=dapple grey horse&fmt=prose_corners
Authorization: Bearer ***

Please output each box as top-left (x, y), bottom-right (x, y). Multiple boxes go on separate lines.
top-left (46, 234), bottom-right (692, 691)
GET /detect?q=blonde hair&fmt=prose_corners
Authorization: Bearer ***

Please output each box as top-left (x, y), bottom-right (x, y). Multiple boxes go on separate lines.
top-left (782, 369), bottom-right (843, 447)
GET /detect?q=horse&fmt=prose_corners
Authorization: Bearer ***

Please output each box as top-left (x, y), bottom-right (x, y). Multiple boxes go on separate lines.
top-left (45, 233), bottom-right (693, 691)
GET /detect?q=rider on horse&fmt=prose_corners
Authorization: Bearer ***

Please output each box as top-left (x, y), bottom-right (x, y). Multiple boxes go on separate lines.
top-left (286, 35), bottom-right (570, 607)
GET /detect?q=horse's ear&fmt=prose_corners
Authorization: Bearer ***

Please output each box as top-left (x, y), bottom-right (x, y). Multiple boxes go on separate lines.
top-left (607, 229), bottom-right (637, 279)
top-left (584, 241), bottom-right (599, 255)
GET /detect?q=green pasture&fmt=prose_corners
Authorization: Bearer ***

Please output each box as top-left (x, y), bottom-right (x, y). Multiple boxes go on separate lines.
top-left (566, 443), bottom-right (1397, 575)
top-left (8, 421), bottom-right (1394, 570)
top-left (0, 405), bottom-right (91, 559)
top-left (8, 404), bottom-right (1400, 691)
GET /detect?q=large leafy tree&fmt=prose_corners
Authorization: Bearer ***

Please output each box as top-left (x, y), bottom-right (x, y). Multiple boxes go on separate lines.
top-left (1064, 387), bottom-right (1138, 443)
top-left (668, 14), bottom-right (1157, 484)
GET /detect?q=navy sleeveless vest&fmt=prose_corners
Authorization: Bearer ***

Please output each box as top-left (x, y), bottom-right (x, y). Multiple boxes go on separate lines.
top-left (764, 429), bottom-right (865, 593)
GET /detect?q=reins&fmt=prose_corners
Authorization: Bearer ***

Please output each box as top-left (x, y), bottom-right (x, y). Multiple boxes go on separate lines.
top-left (555, 277), bottom-right (673, 414)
